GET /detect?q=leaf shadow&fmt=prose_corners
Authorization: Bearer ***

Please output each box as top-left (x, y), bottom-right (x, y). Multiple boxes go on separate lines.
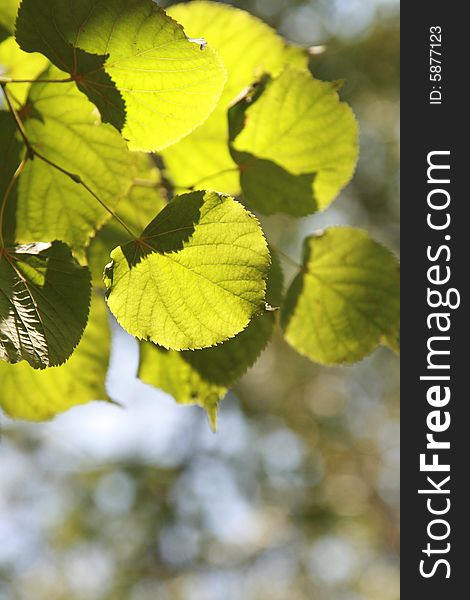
top-left (74, 48), bottom-right (126, 131)
top-left (227, 76), bottom-right (318, 216)
top-left (120, 191), bottom-right (205, 268)
top-left (180, 312), bottom-right (273, 386)
top-left (180, 251), bottom-right (282, 386)
top-left (240, 155), bottom-right (318, 216)
top-left (279, 235), bottom-right (309, 336)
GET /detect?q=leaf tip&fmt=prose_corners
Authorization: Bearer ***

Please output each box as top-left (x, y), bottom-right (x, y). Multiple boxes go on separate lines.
top-left (205, 401), bottom-right (219, 433)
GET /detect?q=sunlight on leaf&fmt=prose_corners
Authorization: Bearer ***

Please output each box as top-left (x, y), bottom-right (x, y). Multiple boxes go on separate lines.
top-left (0, 36), bottom-right (49, 106)
top-left (88, 152), bottom-right (167, 286)
top-left (232, 67), bottom-right (358, 214)
top-left (138, 252), bottom-right (283, 424)
top-left (105, 190), bottom-right (271, 351)
top-left (0, 0), bottom-right (19, 42)
top-left (281, 227), bottom-right (400, 364)
top-left (15, 0), bottom-right (227, 151)
top-left (162, 0), bottom-right (308, 194)
top-left (14, 66), bottom-right (135, 249)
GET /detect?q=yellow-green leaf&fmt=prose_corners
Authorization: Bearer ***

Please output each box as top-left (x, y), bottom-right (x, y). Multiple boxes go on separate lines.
top-left (0, 36), bottom-right (48, 106)
top-left (162, 0), bottom-right (308, 194)
top-left (14, 66), bottom-right (135, 249)
top-left (15, 0), bottom-right (227, 151)
top-left (104, 190), bottom-right (271, 350)
top-left (232, 67), bottom-right (358, 213)
top-left (0, 0), bottom-right (20, 42)
top-left (0, 293), bottom-right (110, 420)
top-left (138, 252), bottom-right (283, 427)
top-left (281, 227), bottom-right (400, 364)
top-left (87, 152), bottom-right (167, 285)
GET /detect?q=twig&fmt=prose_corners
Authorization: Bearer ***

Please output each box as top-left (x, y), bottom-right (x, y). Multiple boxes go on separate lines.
top-left (0, 76), bottom-right (73, 84)
top-left (271, 243), bottom-right (302, 270)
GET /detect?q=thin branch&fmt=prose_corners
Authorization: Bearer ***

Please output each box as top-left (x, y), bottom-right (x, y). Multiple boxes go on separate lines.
top-left (3, 86), bottom-right (22, 107)
top-left (0, 76), bottom-right (73, 84)
top-left (1, 83), bottom-right (35, 158)
top-left (271, 244), bottom-right (302, 270)
top-left (79, 180), bottom-right (138, 239)
top-left (1, 84), bottom-right (139, 241)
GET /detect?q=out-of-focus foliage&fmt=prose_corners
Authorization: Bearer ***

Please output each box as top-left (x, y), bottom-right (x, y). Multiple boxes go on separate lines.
top-left (0, 1), bottom-right (399, 599)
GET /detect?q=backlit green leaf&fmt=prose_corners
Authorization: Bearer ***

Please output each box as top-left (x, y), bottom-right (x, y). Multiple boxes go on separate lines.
top-left (0, 0), bottom-right (19, 42)
top-left (0, 36), bottom-right (48, 106)
top-left (232, 68), bottom-right (358, 214)
top-left (0, 293), bottom-right (110, 420)
top-left (281, 227), bottom-right (400, 364)
top-left (0, 241), bottom-right (91, 369)
top-left (15, 0), bottom-right (227, 151)
top-left (14, 66), bottom-right (135, 249)
top-left (138, 252), bottom-right (283, 426)
top-left (169, 1), bottom-right (307, 105)
top-left (105, 190), bottom-right (271, 350)
top-left (162, 0), bottom-right (308, 193)
top-left (139, 343), bottom-right (224, 430)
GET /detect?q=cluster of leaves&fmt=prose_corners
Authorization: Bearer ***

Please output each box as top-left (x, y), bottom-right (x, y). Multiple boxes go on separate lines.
top-left (0, 0), bottom-right (399, 427)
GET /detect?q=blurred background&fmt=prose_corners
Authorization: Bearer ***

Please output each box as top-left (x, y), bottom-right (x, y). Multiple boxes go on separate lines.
top-left (0, 1), bottom-right (399, 599)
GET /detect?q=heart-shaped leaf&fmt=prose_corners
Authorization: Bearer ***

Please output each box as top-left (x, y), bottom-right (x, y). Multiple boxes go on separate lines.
top-left (281, 227), bottom-right (400, 364)
top-left (15, 0), bottom-right (227, 151)
top-left (104, 190), bottom-right (271, 350)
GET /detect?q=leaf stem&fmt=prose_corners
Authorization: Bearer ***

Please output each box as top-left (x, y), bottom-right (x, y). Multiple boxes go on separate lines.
top-left (271, 244), bottom-right (302, 270)
top-left (176, 167), bottom-right (240, 191)
top-left (132, 178), bottom-right (162, 189)
top-left (1, 83), bottom-right (139, 241)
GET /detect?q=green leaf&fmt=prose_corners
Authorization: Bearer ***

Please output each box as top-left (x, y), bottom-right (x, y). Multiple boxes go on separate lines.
top-left (0, 293), bottom-right (110, 420)
top-left (0, 110), bottom-right (22, 201)
top-left (162, 0), bottom-right (308, 194)
top-left (0, 241), bottom-right (91, 369)
top-left (0, 0), bottom-right (19, 42)
top-left (139, 343), bottom-right (224, 430)
top-left (15, 0), bottom-right (227, 151)
top-left (13, 66), bottom-right (135, 249)
top-left (163, 108), bottom-right (240, 194)
top-left (169, 1), bottom-right (307, 105)
top-left (281, 227), bottom-right (400, 365)
top-left (0, 111), bottom-right (23, 247)
top-left (232, 67), bottom-right (358, 214)
top-left (138, 252), bottom-right (283, 428)
top-left (87, 152), bottom-right (167, 285)
top-left (105, 190), bottom-right (271, 351)
top-left (0, 36), bottom-right (49, 106)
